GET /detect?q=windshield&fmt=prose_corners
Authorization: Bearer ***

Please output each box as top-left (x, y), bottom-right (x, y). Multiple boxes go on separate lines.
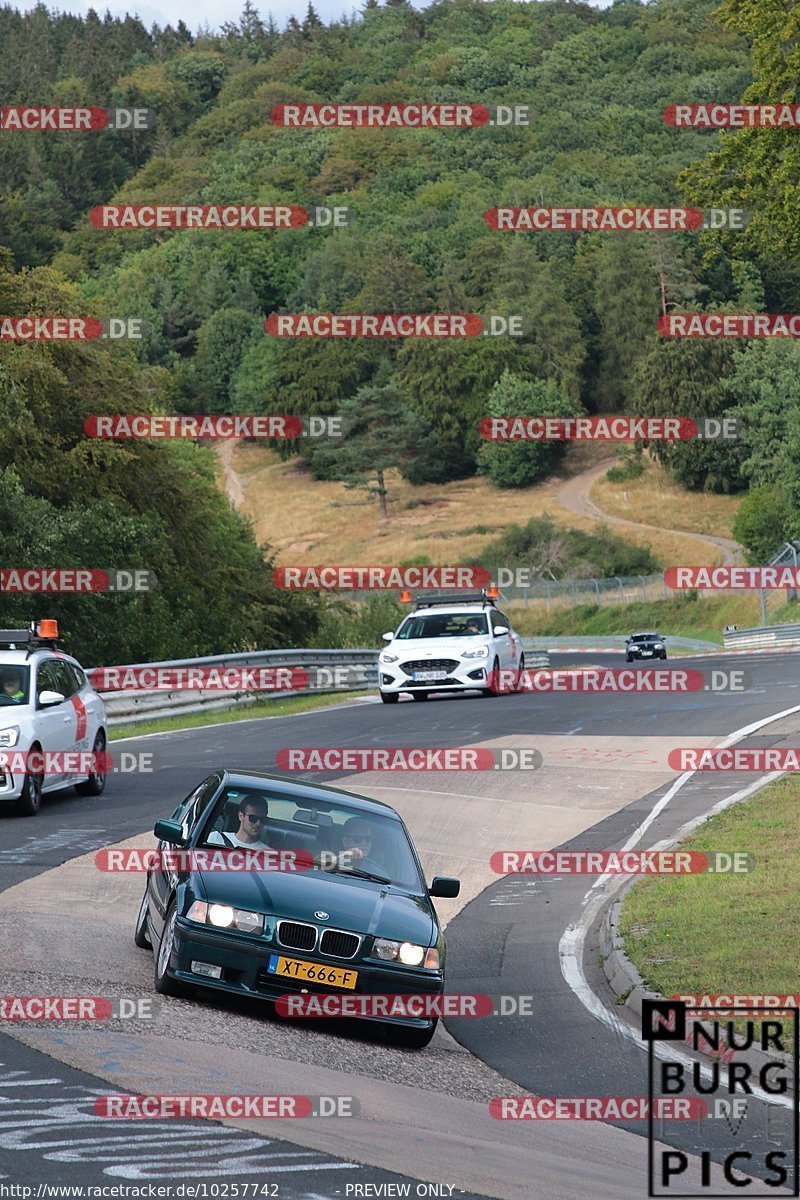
top-left (396, 612), bottom-right (488, 640)
top-left (0, 664), bottom-right (30, 706)
top-left (200, 785), bottom-right (425, 890)
top-left (631, 634), bottom-right (660, 643)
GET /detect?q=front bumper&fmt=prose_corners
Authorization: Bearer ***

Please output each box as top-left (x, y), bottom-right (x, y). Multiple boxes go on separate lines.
top-left (170, 918), bottom-right (444, 1028)
top-left (378, 659), bottom-right (490, 694)
top-left (627, 649), bottom-right (665, 659)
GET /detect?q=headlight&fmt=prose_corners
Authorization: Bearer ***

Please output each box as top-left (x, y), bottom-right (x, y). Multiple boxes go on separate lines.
top-left (0, 727), bottom-right (20, 748)
top-left (379, 652), bottom-right (399, 664)
top-left (372, 938), bottom-right (428, 967)
top-left (188, 900), bottom-right (264, 935)
top-left (653, 643), bottom-right (663, 649)
top-left (462, 645), bottom-right (489, 659)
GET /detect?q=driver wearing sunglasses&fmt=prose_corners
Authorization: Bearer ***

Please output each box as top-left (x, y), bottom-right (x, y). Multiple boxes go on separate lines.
top-left (208, 794), bottom-right (269, 848)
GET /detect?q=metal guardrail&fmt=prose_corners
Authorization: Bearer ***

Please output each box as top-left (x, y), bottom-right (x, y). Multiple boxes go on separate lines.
top-left (95, 646), bottom-right (551, 727)
top-left (723, 623), bottom-right (800, 651)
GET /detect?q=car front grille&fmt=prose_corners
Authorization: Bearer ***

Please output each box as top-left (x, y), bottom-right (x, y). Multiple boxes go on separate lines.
top-left (320, 929), bottom-right (360, 959)
top-left (401, 659), bottom-right (459, 676)
top-left (276, 920), bottom-right (317, 951)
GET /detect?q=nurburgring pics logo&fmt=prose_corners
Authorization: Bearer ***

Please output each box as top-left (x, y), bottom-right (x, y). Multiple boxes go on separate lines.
top-left (272, 565), bottom-right (490, 590)
top-left (275, 747), bottom-right (543, 771)
top-left (485, 207), bottom-right (746, 232)
top-left (665, 565), bottom-right (800, 589)
top-left (664, 103), bottom-right (800, 127)
top-left (270, 103), bottom-right (531, 127)
top-left (643, 999), bottom-right (797, 1194)
top-left (478, 416), bottom-right (739, 441)
top-left (490, 850), bottom-right (752, 874)
top-left (0, 107), bottom-right (153, 131)
top-left (83, 415), bottom-right (344, 439)
top-left (659, 314), bottom-right (800, 338)
top-left (0, 569), bottom-right (155, 593)
top-left (264, 314), bottom-right (523, 337)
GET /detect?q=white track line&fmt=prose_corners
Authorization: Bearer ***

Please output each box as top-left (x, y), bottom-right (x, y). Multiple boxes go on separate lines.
top-left (561, 701), bottom-right (800, 1110)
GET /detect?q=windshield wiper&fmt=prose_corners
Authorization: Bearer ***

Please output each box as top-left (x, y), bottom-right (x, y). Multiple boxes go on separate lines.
top-left (339, 867), bottom-right (392, 884)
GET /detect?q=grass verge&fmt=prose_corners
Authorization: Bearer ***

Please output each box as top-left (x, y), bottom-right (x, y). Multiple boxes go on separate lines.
top-left (109, 691), bottom-right (371, 741)
top-left (620, 774), bottom-right (800, 1005)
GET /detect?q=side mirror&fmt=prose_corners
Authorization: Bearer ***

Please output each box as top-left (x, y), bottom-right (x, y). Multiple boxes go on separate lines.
top-left (660, 636), bottom-right (667, 641)
top-left (429, 876), bottom-right (460, 898)
top-left (493, 626), bottom-right (509, 636)
top-left (382, 631), bottom-right (394, 642)
top-left (625, 638), bottom-right (631, 644)
top-left (154, 819), bottom-right (187, 846)
top-left (38, 690), bottom-right (65, 707)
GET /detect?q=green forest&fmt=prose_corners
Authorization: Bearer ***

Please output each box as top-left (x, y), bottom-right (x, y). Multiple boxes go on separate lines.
top-left (1, 0), bottom-right (798, 660)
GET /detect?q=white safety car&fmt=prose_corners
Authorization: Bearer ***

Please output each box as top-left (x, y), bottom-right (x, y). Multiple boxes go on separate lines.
top-left (377, 589), bottom-right (524, 702)
top-left (0, 620), bottom-right (108, 816)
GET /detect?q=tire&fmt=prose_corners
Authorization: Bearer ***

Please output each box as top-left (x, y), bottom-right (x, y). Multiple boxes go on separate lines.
top-left (412, 692), bottom-right (429, 702)
top-left (17, 749), bottom-right (43, 816)
top-left (380, 691), bottom-right (399, 704)
top-left (482, 658), bottom-right (500, 698)
top-left (625, 654), bottom-right (632, 663)
top-left (74, 729), bottom-right (107, 796)
top-left (154, 899), bottom-right (188, 996)
top-left (516, 654), bottom-right (525, 691)
top-left (134, 886), bottom-right (152, 949)
top-left (660, 652), bottom-right (667, 660)
top-left (387, 1018), bottom-right (438, 1049)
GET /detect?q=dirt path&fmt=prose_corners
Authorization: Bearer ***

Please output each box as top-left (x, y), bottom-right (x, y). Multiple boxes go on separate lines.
top-left (216, 439), bottom-right (245, 509)
top-left (556, 458), bottom-right (743, 566)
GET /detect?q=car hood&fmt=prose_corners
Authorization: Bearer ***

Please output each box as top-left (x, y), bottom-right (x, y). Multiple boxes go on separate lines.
top-left (196, 869), bottom-right (436, 944)
top-left (390, 636), bottom-right (490, 658)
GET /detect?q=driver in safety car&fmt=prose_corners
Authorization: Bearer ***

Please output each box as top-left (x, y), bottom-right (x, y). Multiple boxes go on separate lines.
top-left (0, 668), bottom-right (24, 704)
top-left (207, 794), bottom-right (270, 849)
